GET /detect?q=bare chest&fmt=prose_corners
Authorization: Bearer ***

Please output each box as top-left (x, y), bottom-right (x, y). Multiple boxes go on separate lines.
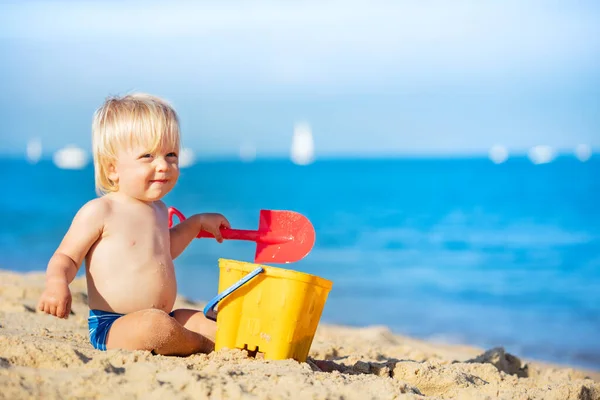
top-left (101, 204), bottom-right (171, 255)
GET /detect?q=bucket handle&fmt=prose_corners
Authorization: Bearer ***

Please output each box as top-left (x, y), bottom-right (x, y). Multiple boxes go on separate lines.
top-left (203, 266), bottom-right (265, 321)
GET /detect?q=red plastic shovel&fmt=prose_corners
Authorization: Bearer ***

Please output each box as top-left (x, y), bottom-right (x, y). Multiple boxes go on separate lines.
top-left (167, 207), bottom-right (316, 264)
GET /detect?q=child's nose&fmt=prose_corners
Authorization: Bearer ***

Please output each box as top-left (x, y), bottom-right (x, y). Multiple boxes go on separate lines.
top-left (154, 158), bottom-right (169, 172)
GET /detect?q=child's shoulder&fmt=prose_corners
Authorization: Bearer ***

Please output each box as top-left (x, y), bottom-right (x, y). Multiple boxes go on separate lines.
top-left (73, 196), bottom-right (113, 221)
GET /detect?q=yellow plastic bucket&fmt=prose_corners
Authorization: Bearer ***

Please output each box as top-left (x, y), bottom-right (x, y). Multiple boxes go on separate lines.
top-left (208, 258), bottom-right (333, 362)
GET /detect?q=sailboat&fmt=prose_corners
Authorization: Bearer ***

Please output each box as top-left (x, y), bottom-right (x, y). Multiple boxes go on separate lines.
top-left (53, 145), bottom-right (88, 169)
top-left (26, 138), bottom-right (42, 164)
top-left (527, 145), bottom-right (555, 165)
top-left (290, 122), bottom-right (315, 165)
top-left (488, 144), bottom-right (509, 164)
top-left (239, 142), bottom-right (257, 163)
top-left (179, 148), bottom-right (196, 168)
top-left (574, 144), bottom-right (592, 162)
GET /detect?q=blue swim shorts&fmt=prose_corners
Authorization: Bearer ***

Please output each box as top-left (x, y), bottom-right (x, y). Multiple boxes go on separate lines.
top-left (88, 309), bottom-right (175, 351)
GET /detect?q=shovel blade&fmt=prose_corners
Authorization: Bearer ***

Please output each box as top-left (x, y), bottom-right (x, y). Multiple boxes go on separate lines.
top-left (254, 210), bottom-right (315, 264)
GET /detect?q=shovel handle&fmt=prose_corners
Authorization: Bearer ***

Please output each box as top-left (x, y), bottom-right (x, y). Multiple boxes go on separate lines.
top-left (196, 229), bottom-right (291, 244)
top-left (168, 207), bottom-right (224, 238)
top-left (168, 207), bottom-right (292, 244)
top-left (168, 207), bottom-right (187, 227)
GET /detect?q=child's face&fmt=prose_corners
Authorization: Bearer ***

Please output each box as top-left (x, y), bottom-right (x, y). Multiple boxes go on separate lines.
top-left (109, 143), bottom-right (180, 202)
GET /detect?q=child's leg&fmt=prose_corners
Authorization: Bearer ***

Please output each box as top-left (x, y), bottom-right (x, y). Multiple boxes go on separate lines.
top-left (105, 309), bottom-right (214, 356)
top-left (170, 309), bottom-right (217, 343)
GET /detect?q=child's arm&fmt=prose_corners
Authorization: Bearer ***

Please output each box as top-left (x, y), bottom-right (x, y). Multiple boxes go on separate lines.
top-left (164, 204), bottom-right (231, 259)
top-left (38, 199), bottom-right (106, 319)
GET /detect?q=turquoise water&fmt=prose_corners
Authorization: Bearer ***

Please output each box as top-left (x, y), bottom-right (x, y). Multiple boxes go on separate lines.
top-left (1, 156), bottom-right (599, 370)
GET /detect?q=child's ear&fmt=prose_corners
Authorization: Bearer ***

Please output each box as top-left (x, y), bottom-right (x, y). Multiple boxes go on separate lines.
top-left (107, 163), bottom-right (119, 183)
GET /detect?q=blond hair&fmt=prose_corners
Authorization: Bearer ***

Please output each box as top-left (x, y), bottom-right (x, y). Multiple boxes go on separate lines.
top-left (91, 93), bottom-right (181, 195)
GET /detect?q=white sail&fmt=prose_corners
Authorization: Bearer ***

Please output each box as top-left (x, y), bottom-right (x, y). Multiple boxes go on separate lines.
top-left (26, 138), bottom-right (42, 164)
top-left (53, 145), bottom-right (88, 169)
top-left (239, 142), bottom-right (257, 162)
top-left (527, 145), bottom-right (555, 165)
top-left (488, 144), bottom-right (509, 164)
top-left (290, 122), bottom-right (315, 165)
top-left (179, 148), bottom-right (196, 168)
top-left (574, 144), bottom-right (592, 162)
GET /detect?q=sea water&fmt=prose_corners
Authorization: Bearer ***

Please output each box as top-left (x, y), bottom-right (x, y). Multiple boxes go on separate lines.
top-left (1, 156), bottom-right (598, 370)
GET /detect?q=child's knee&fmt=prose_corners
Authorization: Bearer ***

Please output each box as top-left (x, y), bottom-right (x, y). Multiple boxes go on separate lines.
top-left (137, 309), bottom-right (179, 350)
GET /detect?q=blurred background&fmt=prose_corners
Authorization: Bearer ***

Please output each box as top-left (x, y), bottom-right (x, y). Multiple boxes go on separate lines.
top-left (1, 1), bottom-right (599, 371)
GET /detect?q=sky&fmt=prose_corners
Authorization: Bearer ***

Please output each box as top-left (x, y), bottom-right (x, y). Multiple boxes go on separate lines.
top-left (0, 0), bottom-right (599, 158)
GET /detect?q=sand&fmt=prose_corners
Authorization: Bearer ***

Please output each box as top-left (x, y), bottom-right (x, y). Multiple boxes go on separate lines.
top-left (1, 270), bottom-right (599, 400)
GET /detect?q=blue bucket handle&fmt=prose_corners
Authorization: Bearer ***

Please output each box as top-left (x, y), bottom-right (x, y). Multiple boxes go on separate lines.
top-left (203, 266), bottom-right (265, 321)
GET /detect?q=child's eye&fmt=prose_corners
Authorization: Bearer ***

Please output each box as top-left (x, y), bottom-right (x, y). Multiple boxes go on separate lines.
top-left (166, 152), bottom-right (178, 158)
top-left (139, 154), bottom-right (153, 159)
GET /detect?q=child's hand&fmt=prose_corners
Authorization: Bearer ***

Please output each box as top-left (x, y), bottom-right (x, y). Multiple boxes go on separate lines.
top-left (38, 279), bottom-right (72, 319)
top-left (199, 213), bottom-right (231, 243)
